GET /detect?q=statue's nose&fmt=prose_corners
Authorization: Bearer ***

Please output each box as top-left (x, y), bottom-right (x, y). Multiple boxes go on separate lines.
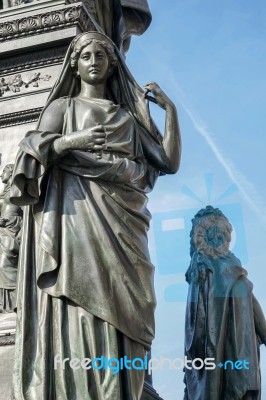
top-left (91, 54), bottom-right (98, 65)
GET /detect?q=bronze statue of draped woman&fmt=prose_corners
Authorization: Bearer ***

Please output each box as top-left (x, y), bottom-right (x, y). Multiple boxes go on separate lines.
top-left (184, 206), bottom-right (266, 400)
top-left (10, 32), bottom-right (181, 399)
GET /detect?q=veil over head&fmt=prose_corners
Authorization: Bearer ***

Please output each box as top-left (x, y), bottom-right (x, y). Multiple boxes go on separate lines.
top-left (37, 31), bottom-right (162, 145)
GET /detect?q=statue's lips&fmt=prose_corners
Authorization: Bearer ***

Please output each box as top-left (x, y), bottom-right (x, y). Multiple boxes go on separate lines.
top-left (89, 68), bottom-right (100, 74)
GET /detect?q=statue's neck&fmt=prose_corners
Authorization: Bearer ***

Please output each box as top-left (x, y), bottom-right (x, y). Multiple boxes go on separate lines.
top-left (79, 81), bottom-right (107, 100)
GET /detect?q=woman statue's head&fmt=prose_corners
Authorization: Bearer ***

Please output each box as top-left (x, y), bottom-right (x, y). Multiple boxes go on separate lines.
top-left (70, 32), bottom-right (118, 84)
top-left (190, 205), bottom-right (232, 258)
top-left (1, 164), bottom-right (14, 184)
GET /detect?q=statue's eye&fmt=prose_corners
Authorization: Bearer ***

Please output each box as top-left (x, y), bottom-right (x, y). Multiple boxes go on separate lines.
top-left (80, 52), bottom-right (91, 60)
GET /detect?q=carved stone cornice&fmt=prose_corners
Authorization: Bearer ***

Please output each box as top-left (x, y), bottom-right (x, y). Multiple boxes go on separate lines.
top-left (0, 107), bottom-right (42, 128)
top-left (0, 45), bottom-right (67, 75)
top-left (0, 334), bottom-right (15, 346)
top-left (0, 4), bottom-right (95, 42)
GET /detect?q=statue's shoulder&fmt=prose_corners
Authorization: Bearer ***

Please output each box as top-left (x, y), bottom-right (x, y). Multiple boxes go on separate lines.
top-left (46, 96), bottom-right (69, 112)
top-left (38, 97), bottom-right (70, 131)
top-left (42, 97), bottom-right (70, 119)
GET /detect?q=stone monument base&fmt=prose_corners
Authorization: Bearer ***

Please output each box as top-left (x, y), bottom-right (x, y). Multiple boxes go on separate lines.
top-left (0, 313), bottom-right (16, 400)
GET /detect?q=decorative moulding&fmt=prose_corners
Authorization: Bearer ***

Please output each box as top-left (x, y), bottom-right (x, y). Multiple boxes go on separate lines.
top-left (0, 334), bottom-right (16, 347)
top-left (0, 71), bottom-right (51, 97)
top-left (0, 45), bottom-right (67, 75)
top-left (0, 0), bottom-right (70, 18)
top-left (0, 4), bottom-right (95, 42)
top-left (0, 106), bottom-right (42, 127)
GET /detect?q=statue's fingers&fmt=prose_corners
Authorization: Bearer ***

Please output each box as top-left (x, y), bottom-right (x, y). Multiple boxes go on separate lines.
top-left (92, 125), bottom-right (104, 132)
top-left (93, 131), bottom-right (106, 138)
top-left (94, 138), bottom-right (105, 144)
top-left (93, 145), bottom-right (103, 151)
top-left (145, 81), bottom-right (158, 86)
top-left (144, 82), bottom-right (159, 90)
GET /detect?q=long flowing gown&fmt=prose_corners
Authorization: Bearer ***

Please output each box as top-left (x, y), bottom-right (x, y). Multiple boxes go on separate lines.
top-left (184, 251), bottom-right (266, 400)
top-left (0, 184), bottom-right (22, 312)
top-left (11, 96), bottom-right (159, 399)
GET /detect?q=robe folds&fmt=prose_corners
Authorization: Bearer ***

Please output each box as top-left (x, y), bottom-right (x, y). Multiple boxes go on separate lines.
top-left (0, 217), bottom-right (20, 311)
top-left (184, 251), bottom-right (264, 400)
top-left (85, 0), bottom-right (152, 54)
top-left (0, 184), bottom-right (22, 312)
top-left (10, 97), bottom-right (158, 399)
top-left (0, 212), bottom-right (21, 290)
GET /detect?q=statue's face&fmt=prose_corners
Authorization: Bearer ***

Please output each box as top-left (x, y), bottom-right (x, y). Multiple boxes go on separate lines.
top-left (77, 42), bottom-right (110, 85)
top-left (1, 168), bottom-right (11, 183)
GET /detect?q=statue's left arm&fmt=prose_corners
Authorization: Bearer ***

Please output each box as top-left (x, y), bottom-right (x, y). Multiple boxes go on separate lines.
top-left (252, 293), bottom-right (266, 345)
top-left (141, 82), bottom-right (181, 175)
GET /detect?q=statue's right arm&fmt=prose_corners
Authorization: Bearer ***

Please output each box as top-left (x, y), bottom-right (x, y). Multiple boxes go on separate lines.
top-left (38, 98), bottom-right (106, 158)
top-left (37, 98), bottom-right (70, 159)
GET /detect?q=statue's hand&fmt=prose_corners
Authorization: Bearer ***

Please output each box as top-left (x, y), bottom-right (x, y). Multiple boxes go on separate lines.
top-left (68, 125), bottom-right (106, 152)
top-left (53, 125), bottom-right (106, 155)
top-left (0, 218), bottom-right (8, 227)
top-left (144, 82), bottom-right (175, 110)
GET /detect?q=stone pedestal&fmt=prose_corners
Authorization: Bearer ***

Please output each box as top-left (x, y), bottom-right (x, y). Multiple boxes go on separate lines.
top-left (0, 313), bottom-right (16, 400)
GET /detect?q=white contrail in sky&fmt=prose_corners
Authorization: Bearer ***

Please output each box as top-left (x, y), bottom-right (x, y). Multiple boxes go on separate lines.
top-left (131, 43), bottom-right (266, 225)
top-left (172, 81), bottom-right (266, 224)
top-left (163, 71), bottom-right (266, 224)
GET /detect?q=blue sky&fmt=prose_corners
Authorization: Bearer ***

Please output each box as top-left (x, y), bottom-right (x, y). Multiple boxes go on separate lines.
top-left (127, 1), bottom-right (266, 398)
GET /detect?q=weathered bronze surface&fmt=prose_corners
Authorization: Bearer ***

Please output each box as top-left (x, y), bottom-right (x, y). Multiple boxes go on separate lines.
top-left (1, 0), bottom-right (151, 56)
top-left (0, 164), bottom-right (22, 313)
top-left (80, 0), bottom-right (152, 54)
top-left (184, 206), bottom-right (266, 400)
top-left (10, 30), bottom-right (181, 399)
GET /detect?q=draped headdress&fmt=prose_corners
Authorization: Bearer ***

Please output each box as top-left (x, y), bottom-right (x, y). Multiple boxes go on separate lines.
top-left (37, 31), bottom-right (162, 146)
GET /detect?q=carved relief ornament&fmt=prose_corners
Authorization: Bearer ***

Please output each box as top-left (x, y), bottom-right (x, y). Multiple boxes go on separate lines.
top-left (0, 5), bottom-right (95, 40)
